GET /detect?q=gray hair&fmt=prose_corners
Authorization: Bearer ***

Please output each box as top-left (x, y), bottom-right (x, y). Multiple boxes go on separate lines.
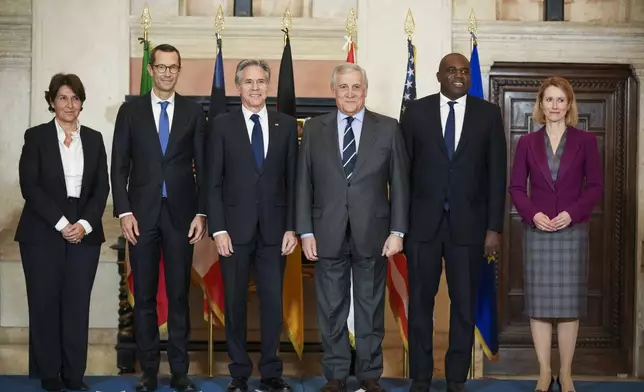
top-left (330, 63), bottom-right (368, 89)
top-left (234, 59), bottom-right (271, 85)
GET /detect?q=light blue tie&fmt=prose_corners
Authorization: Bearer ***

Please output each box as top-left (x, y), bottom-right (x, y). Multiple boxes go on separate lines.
top-left (158, 101), bottom-right (169, 197)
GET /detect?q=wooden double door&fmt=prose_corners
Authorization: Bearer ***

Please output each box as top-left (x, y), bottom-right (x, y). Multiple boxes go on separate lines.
top-left (484, 63), bottom-right (638, 376)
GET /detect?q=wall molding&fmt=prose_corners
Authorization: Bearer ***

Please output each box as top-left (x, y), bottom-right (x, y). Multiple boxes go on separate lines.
top-left (129, 15), bottom-right (349, 60)
top-left (0, 15), bottom-right (31, 62)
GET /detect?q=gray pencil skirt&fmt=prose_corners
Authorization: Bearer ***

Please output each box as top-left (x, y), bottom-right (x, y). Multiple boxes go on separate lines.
top-left (523, 222), bottom-right (589, 319)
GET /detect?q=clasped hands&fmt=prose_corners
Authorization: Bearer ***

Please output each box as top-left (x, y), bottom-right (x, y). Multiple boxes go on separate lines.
top-left (120, 214), bottom-right (206, 246)
top-left (532, 211), bottom-right (571, 232)
top-left (62, 223), bottom-right (86, 244)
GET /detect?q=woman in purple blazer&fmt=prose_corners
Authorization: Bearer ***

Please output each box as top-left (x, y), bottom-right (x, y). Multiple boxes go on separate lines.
top-left (508, 76), bottom-right (603, 392)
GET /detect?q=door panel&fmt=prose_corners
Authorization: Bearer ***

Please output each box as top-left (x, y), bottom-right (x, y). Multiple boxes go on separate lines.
top-left (484, 63), bottom-right (637, 376)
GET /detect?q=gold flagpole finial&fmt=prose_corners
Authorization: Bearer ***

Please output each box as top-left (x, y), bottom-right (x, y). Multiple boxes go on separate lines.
top-left (467, 8), bottom-right (478, 51)
top-left (140, 2), bottom-right (152, 41)
top-left (345, 8), bottom-right (357, 41)
top-left (404, 9), bottom-right (415, 40)
top-left (214, 5), bottom-right (225, 37)
top-left (281, 7), bottom-right (292, 32)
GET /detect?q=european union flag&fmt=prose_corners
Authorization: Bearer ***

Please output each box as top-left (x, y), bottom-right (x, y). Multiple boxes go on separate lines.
top-left (470, 37), bottom-right (499, 360)
top-left (208, 33), bottom-right (227, 120)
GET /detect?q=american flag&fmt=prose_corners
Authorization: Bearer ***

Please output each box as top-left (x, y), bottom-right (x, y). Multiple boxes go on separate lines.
top-left (400, 38), bottom-right (416, 118)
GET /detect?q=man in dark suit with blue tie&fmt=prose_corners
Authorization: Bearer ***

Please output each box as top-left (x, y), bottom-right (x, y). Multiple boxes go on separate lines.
top-left (400, 53), bottom-right (507, 392)
top-left (111, 44), bottom-right (206, 392)
top-left (206, 59), bottom-right (299, 392)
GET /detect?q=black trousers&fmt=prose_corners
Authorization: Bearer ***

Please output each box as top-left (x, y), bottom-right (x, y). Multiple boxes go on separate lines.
top-left (129, 199), bottom-right (193, 375)
top-left (405, 211), bottom-right (480, 383)
top-left (21, 197), bottom-right (100, 381)
top-left (219, 228), bottom-right (286, 380)
top-left (315, 225), bottom-right (386, 382)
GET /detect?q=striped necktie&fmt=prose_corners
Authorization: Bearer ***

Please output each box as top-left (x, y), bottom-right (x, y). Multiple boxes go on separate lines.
top-left (342, 116), bottom-right (356, 179)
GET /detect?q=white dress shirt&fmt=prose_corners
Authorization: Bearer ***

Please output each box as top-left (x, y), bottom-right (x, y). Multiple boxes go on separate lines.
top-left (53, 120), bottom-right (92, 234)
top-left (119, 90), bottom-right (205, 220)
top-left (213, 105), bottom-right (269, 238)
top-left (439, 93), bottom-right (467, 148)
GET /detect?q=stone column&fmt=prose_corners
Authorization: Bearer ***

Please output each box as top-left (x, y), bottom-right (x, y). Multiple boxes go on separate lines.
top-left (31, 0), bottom-right (130, 163)
top-left (0, 0), bottom-right (31, 232)
top-left (356, 0), bottom-right (452, 118)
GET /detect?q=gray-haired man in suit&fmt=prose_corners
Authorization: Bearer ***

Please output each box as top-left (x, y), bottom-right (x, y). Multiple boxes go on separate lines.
top-left (295, 63), bottom-right (410, 392)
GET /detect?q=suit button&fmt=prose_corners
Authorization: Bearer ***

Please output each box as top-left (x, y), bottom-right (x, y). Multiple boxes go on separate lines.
top-left (347, 183), bottom-right (351, 187)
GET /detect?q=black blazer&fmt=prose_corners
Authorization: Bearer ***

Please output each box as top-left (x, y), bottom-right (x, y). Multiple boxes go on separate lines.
top-left (15, 120), bottom-right (109, 245)
top-left (206, 108), bottom-right (298, 245)
top-left (111, 93), bottom-right (207, 233)
top-left (401, 93), bottom-right (507, 245)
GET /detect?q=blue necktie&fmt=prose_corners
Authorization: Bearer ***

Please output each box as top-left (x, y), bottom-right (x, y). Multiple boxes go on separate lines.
top-left (250, 113), bottom-right (264, 169)
top-left (342, 116), bottom-right (356, 179)
top-left (158, 101), bottom-right (170, 197)
top-left (445, 101), bottom-right (456, 160)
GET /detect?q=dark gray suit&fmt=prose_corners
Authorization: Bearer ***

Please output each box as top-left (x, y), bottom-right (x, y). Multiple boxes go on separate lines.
top-left (295, 109), bottom-right (409, 381)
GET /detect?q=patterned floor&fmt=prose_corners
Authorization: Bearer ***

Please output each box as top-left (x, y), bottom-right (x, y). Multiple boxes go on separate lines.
top-left (1, 375), bottom-right (643, 392)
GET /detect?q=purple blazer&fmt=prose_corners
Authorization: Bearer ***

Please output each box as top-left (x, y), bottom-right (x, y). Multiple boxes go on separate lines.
top-left (508, 127), bottom-right (603, 226)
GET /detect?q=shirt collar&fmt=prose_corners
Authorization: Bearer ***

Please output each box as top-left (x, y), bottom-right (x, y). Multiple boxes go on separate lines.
top-left (440, 93), bottom-right (467, 107)
top-left (54, 119), bottom-right (81, 142)
top-left (241, 105), bottom-right (268, 122)
top-left (151, 89), bottom-right (176, 106)
top-left (337, 107), bottom-right (366, 124)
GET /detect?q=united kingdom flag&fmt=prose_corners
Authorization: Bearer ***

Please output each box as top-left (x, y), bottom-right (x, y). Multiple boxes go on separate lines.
top-left (400, 38), bottom-right (416, 118)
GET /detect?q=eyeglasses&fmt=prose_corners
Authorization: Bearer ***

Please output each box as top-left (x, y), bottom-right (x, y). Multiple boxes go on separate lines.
top-left (152, 64), bottom-right (181, 74)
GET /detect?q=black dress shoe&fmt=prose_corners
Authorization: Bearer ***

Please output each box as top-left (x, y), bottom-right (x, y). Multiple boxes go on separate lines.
top-left (227, 377), bottom-right (249, 392)
top-left (63, 378), bottom-right (89, 391)
top-left (320, 379), bottom-right (346, 392)
top-left (409, 380), bottom-right (430, 392)
top-left (135, 372), bottom-right (158, 392)
top-left (446, 381), bottom-right (466, 392)
top-left (259, 378), bottom-right (292, 392)
top-left (41, 378), bottom-right (65, 392)
top-left (361, 379), bottom-right (385, 392)
top-left (170, 374), bottom-right (197, 392)
top-left (535, 377), bottom-right (555, 392)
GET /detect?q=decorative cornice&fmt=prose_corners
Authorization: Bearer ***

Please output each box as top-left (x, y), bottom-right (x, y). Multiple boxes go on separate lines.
top-left (0, 15), bottom-right (31, 60)
top-left (452, 20), bottom-right (644, 65)
top-left (130, 16), bottom-right (349, 60)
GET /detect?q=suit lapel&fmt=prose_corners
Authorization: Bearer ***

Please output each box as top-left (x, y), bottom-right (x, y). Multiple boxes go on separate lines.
top-left (427, 95), bottom-right (449, 159)
top-left (141, 94), bottom-right (164, 160)
top-left (452, 95), bottom-right (476, 161)
top-left (322, 111), bottom-right (345, 176)
top-left (263, 111), bottom-right (280, 173)
top-left (531, 129), bottom-right (556, 191)
top-left (46, 120), bottom-right (68, 197)
top-left (556, 127), bottom-right (580, 184)
top-left (165, 94), bottom-right (186, 158)
top-left (231, 107), bottom-right (260, 173)
top-left (79, 127), bottom-right (91, 199)
top-left (350, 110), bottom-right (378, 182)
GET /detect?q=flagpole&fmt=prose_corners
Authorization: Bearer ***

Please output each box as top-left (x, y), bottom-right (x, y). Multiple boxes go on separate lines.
top-left (467, 8), bottom-right (478, 381)
top-left (282, 7), bottom-right (292, 46)
top-left (140, 2), bottom-right (151, 42)
top-left (401, 10), bottom-right (415, 379)
top-left (207, 5), bottom-right (225, 378)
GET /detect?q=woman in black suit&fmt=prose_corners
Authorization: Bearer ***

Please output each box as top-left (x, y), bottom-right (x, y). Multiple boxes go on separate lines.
top-left (14, 73), bottom-right (109, 392)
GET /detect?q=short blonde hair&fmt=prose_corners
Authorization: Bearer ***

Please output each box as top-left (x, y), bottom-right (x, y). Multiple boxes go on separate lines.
top-left (532, 76), bottom-right (579, 126)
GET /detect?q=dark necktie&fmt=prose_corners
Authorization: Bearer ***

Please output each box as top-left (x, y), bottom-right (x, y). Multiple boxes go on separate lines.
top-left (158, 101), bottom-right (170, 197)
top-left (342, 116), bottom-right (356, 179)
top-left (445, 101), bottom-right (456, 160)
top-left (250, 113), bottom-right (264, 169)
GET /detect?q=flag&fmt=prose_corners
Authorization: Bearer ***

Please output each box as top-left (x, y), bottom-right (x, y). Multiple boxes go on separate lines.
top-left (386, 37), bottom-right (417, 350)
top-left (276, 28), bottom-right (304, 358)
top-left (198, 33), bottom-right (227, 328)
top-left (469, 37), bottom-right (499, 360)
top-left (126, 38), bottom-right (169, 330)
top-left (344, 38), bottom-right (357, 349)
